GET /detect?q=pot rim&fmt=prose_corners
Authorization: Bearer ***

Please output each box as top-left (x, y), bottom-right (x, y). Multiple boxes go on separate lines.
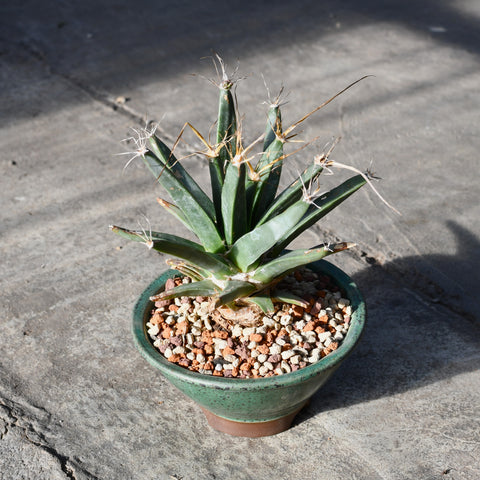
top-left (132, 259), bottom-right (366, 390)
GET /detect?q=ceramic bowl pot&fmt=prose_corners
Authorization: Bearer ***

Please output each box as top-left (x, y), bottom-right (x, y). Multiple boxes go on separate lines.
top-left (132, 259), bottom-right (366, 437)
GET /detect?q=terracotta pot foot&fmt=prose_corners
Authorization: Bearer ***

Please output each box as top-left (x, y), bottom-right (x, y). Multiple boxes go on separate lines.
top-left (200, 404), bottom-right (307, 437)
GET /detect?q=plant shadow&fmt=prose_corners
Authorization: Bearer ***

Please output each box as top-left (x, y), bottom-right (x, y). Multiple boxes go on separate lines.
top-left (293, 221), bottom-right (480, 424)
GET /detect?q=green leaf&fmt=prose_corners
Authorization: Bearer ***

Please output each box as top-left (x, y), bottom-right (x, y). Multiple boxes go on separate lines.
top-left (151, 279), bottom-right (219, 301)
top-left (263, 104), bottom-right (281, 152)
top-left (256, 161), bottom-right (324, 226)
top-left (216, 280), bottom-right (257, 306)
top-left (250, 137), bottom-right (284, 225)
top-left (148, 136), bottom-right (215, 221)
top-left (271, 290), bottom-right (309, 308)
top-left (228, 199), bottom-right (310, 272)
top-left (142, 150), bottom-right (225, 253)
top-left (244, 294), bottom-right (275, 314)
top-left (251, 243), bottom-right (354, 284)
top-left (210, 86), bottom-right (237, 228)
top-left (221, 162), bottom-right (247, 245)
top-left (110, 226), bottom-right (234, 277)
top-left (270, 174), bottom-right (366, 257)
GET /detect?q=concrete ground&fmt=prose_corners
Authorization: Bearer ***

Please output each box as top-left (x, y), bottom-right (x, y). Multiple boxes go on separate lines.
top-left (1, 1), bottom-right (479, 479)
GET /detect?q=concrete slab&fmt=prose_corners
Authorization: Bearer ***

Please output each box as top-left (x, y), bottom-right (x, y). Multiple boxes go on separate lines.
top-left (1, 1), bottom-right (479, 479)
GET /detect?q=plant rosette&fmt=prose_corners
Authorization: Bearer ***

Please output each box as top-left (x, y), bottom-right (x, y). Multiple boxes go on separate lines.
top-left (132, 259), bottom-right (366, 437)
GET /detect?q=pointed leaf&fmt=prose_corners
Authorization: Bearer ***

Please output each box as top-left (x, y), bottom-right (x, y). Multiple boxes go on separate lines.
top-left (251, 243), bottom-right (354, 284)
top-left (256, 161), bottom-right (324, 226)
top-left (228, 199), bottom-right (310, 272)
top-left (250, 137), bottom-right (284, 225)
top-left (270, 174), bottom-right (366, 257)
top-left (148, 135), bottom-right (215, 221)
top-left (151, 279), bottom-right (219, 301)
top-left (110, 226), bottom-right (234, 277)
top-left (142, 151), bottom-right (225, 253)
top-left (221, 162), bottom-right (247, 245)
top-left (244, 294), bottom-right (275, 314)
top-left (216, 280), bottom-right (256, 306)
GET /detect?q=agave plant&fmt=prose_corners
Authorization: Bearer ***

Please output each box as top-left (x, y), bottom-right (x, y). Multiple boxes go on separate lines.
top-left (110, 61), bottom-right (372, 324)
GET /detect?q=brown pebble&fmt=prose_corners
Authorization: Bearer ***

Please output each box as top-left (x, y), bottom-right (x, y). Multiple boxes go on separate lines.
top-left (168, 304), bottom-right (179, 312)
top-left (161, 327), bottom-right (173, 339)
top-left (212, 370), bottom-right (223, 376)
top-left (178, 358), bottom-right (191, 367)
top-left (222, 346), bottom-right (235, 356)
top-left (303, 321), bottom-right (316, 332)
top-left (204, 345), bottom-right (214, 355)
top-left (165, 278), bottom-right (176, 291)
top-left (257, 344), bottom-right (270, 355)
top-left (212, 330), bottom-right (228, 339)
top-left (175, 321), bottom-right (188, 335)
top-left (291, 305), bottom-right (304, 318)
top-left (167, 354), bottom-right (181, 363)
top-left (249, 333), bottom-right (263, 343)
top-left (193, 341), bottom-right (205, 348)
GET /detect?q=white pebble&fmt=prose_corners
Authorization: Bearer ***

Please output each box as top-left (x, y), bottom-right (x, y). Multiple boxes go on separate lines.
top-left (281, 350), bottom-right (295, 360)
top-left (318, 331), bottom-right (332, 343)
top-left (281, 361), bottom-right (291, 373)
top-left (164, 347), bottom-right (173, 359)
top-left (172, 346), bottom-right (185, 355)
top-left (280, 315), bottom-right (292, 326)
top-left (147, 324), bottom-right (160, 337)
top-left (264, 361), bottom-right (274, 371)
top-left (290, 355), bottom-right (301, 365)
top-left (269, 344), bottom-right (282, 355)
top-left (257, 354), bottom-right (268, 363)
top-left (231, 325), bottom-right (243, 338)
top-left (186, 333), bottom-right (194, 345)
top-left (254, 361), bottom-right (261, 370)
top-left (275, 368), bottom-right (285, 375)
top-left (243, 327), bottom-right (256, 337)
top-left (196, 353), bottom-right (206, 363)
top-left (324, 338), bottom-right (332, 348)
top-left (204, 318), bottom-right (213, 330)
top-left (248, 341), bottom-right (257, 350)
top-left (334, 332), bottom-right (344, 341)
top-left (215, 363), bottom-right (223, 371)
top-left (259, 365), bottom-right (269, 376)
top-left (276, 338), bottom-right (286, 346)
top-left (186, 352), bottom-right (195, 361)
top-left (165, 316), bottom-right (176, 325)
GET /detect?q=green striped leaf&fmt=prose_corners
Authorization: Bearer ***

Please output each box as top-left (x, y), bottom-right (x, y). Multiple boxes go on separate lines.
top-left (110, 226), bottom-right (234, 276)
top-left (269, 174), bottom-right (366, 257)
top-left (228, 199), bottom-right (310, 272)
top-left (142, 150), bottom-right (225, 253)
top-left (251, 243), bottom-right (353, 284)
top-left (151, 279), bottom-right (219, 301)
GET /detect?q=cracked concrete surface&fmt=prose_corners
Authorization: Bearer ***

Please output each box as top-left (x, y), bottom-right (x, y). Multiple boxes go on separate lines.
top-left (1, 0), bottom-right (479, 479)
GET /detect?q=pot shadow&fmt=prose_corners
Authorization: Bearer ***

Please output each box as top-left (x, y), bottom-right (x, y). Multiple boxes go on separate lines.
top-left (293, 221), bottom-right (480, 425)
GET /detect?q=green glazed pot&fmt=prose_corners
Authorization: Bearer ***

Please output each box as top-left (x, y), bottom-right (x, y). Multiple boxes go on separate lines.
top-left (132, 259), bottom-right (366, 437)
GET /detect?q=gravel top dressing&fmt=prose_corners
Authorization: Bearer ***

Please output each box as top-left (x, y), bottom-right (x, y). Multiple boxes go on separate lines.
top-left (146, 269), bottom-right (353, 379)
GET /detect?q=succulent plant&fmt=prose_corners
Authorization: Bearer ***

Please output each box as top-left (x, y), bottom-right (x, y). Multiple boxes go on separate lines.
top-left (111, 60), bottom-right (374, 323)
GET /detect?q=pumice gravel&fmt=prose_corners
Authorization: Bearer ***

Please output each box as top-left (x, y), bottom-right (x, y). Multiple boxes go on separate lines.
top-left (146, 269), bottom-right (353, 379)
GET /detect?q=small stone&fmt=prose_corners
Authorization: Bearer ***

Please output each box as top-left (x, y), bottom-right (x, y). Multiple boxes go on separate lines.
top-left (164, 347), bottom-right (173, 359)
top-left (172, 346), bottom-right (185, 355)
top-left (267, 354), bottom-right (281, 363)
top-left (257, 354), bottom-right (268, 363)
top-left (249, 333), bottom-right (263, 343)
top-left (269, 344), bottom-right (282, 355)
top-left (264, 361), bottom-right (274, 371)
top-left (290, 355), bottom-right (301, 365)
top-left (259, 365), bottom-right (269, 376)
top-left (281, 350), bottom-right (295, 360)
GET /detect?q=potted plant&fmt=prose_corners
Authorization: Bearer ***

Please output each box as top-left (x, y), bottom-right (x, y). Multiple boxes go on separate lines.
top-left (111, 58), bottom-right (384, 437)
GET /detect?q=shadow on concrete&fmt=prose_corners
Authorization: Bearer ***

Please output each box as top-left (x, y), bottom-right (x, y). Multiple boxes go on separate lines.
top-left (1, 0), bottom-right (480, 121)
top-left (294, 221), bottom-right (480, 424)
